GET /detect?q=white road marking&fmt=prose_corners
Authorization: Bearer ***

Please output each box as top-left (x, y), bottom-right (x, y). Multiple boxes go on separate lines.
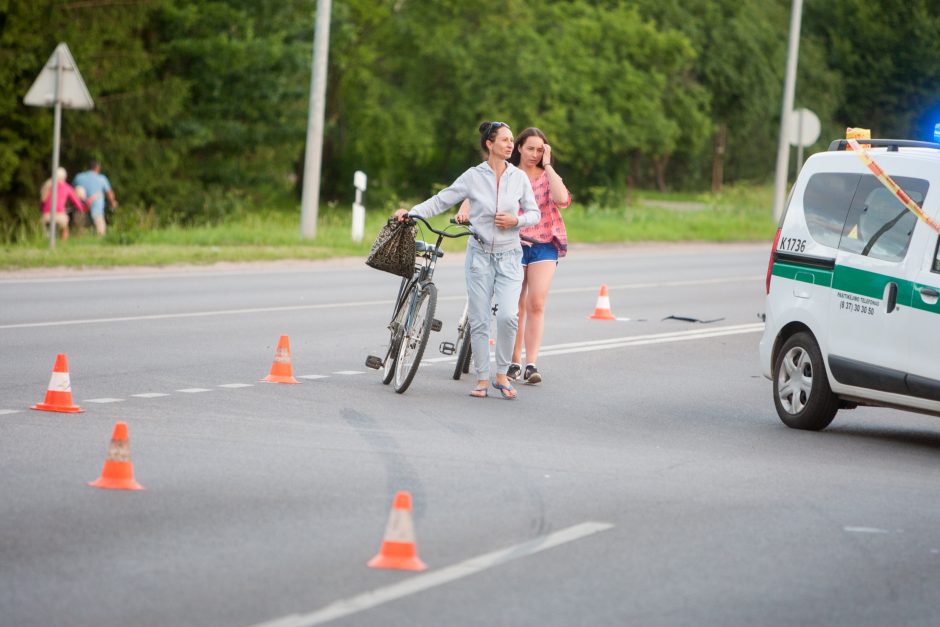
top-left (251, 521), bottom-right (614, 627)
top-left (537, 323), bottom-right (764, 357)
top-left (83, 398), bottom-right (124, 404)
top-left (218, 383), bottom-right (254, 388)
top-left (844, 526), bottom-right (891, 534)
top-left (297, 375), bottom-right (329, 380)
top-left (0, 409), bottom-right (20, 415)
top-left (0, 300), bottom-right (390, 330)
top-left (0, 276), bottom-right (761, 330)
top-left (332, 371), bottom-right (364, 376)
top-left (423, 323), bottom-right (764, 364)
top-left (132, 392), bottom-right (169, 398)
top-left (176, 388), bottom-right (211, 393)
top-left (552, 275), bottom-right (761, 296)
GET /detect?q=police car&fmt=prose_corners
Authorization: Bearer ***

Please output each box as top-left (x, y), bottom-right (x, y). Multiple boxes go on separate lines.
top-left (760, 137), bottom-right (940, 430)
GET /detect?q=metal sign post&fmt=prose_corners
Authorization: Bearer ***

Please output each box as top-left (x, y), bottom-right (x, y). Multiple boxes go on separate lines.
top-left (24, 43), bottom-right (94, 249)
top-left (772, 0), bottom-right (804, 223)
top-left (300, 0), bottom-right (332, 240)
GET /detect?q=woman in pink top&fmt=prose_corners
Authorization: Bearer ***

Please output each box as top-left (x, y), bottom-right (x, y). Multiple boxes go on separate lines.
top-left (40, 167), bottom-right (87, 241)
top-left (505, 128), bottom-right (571, 384)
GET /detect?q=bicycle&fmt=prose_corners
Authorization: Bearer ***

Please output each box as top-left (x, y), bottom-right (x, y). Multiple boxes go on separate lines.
top-left (440, 232), bottom-right (538, 380)
top-left (365, 215), bottom-right (478, 394)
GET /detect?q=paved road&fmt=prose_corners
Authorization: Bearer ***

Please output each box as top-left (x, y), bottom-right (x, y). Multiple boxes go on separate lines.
top-left (2, 243), bottom-right (940, 627)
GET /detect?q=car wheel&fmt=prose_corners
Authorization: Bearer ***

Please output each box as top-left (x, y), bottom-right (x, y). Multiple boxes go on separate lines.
top-left (773, 332), bottom-right (839, 431)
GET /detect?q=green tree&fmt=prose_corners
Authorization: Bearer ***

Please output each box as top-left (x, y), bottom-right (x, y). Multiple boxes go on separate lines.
top-left (806, 0), bottom-right (940, 140)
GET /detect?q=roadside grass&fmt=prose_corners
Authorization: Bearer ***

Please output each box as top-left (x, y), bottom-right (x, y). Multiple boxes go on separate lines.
top-left (0, 184), bottom-right (776, 270)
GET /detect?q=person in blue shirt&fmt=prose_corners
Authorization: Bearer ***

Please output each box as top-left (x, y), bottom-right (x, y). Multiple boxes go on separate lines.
top-left (73, 160), bottom-right (118, 236)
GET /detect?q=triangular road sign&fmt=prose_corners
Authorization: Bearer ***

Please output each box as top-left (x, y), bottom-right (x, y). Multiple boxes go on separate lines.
top-left (24, 43), bottom-right (94, 110)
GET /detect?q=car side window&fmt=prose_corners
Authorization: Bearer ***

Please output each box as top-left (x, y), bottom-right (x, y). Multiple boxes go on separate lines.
top-left (932, 237), bottom-right (940, 273)
top-left (838, 175), bottom-right (928, 262)
top-left (802, 173), bottom-right (860, 248)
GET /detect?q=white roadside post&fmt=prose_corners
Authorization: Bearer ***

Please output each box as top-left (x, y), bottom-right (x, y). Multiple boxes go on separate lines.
top-left (352, 170), bottom-right (367, 242)
top-left (23, 43), bottom-right (94, 249)
top-left (788, 108), bottom-right (821, 173)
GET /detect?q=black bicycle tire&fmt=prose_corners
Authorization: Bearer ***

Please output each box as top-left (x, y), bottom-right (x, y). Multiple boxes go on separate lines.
top-left (462, 343), bottom-right (472, 374)
top-left (452, 331), bottom-right (471, 380)
top-left (394, 282), bottom-right (437, 394)
top-left (451, 306), bottom-right (471, 380)
top-left (382, 332), bottom-right (399, 384)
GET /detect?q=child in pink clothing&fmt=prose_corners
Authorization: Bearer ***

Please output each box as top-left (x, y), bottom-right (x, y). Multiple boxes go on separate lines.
top-left (40, 167), bottom-right (87, 240)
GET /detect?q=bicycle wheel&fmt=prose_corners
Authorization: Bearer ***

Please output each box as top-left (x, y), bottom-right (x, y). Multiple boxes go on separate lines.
top-left (382, 277), bottom-right (412, 385)
top-left (452, 303), bottom-right (471, 380)
top-left (394, 282), bottom-right (437, 393)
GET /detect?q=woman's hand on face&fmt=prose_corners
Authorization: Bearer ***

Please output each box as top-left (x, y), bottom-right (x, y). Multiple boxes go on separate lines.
top-left (393, 208), bottom-right (410, 222)
top-left (494, 212), bottom-right (519, 229)
top-left (542, 144), bottom-right (552, 167)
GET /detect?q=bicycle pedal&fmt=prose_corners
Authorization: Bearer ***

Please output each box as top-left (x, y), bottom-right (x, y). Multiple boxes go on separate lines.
top-left (431, 318), bottom-right (442, 332)
top-left (365, 355), bottom-right (383, 369)
top-left (439, 341), bottom-right (455, 355)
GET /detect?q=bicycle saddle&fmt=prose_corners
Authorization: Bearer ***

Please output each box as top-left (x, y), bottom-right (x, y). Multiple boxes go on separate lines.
top-left (415, 240), bottom-right (444, 257)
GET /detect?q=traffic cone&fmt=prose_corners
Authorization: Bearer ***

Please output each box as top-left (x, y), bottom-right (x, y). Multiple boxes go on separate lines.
top-left (88, 421), bottom-right (144, 490)
top-left (367, 491), bottom-right (427, 571)
top-left (588, 285), bottom-right (617, 320)
top-left (31, 353), bottom-right (84, 413)
top-left (261, 335), bottom-right (299, 384)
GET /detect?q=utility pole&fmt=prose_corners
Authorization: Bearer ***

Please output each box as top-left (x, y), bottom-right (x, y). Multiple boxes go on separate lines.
top-left (772, 0), bottom-right (803, 223)
top-left (300, 0), bottom-right (331, 239)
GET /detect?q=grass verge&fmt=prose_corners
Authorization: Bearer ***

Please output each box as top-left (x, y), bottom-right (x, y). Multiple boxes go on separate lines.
top-left (0, 184), bottom-right (776, 270)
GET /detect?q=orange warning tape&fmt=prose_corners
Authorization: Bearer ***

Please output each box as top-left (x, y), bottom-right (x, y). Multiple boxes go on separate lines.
top-left (845, 137), bottom-right (940, 234)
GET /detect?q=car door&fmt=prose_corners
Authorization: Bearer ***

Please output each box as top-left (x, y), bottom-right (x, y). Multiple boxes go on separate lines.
top-left (825, 175), bottom-right (928, 394)
top-left (906, 233), bottom-right (940, 402)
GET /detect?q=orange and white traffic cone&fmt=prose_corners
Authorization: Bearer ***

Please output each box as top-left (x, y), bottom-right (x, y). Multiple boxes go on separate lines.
top-left (31, 353), bottom-right (84, 413)
top-left (588, 284), bottom-right (617, 320)
top-left (367, 491), bottom-right (427, 571)
top-left (261, 335), bottom-right (299, 384)
top-left (88, 421), bottom-right (144, 490)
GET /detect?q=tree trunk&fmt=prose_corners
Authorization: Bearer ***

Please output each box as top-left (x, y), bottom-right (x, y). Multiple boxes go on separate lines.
top-left (653, 154), bottom-right (670, 192)
top-left (711, 121), bottom-right (727, 193)
top-left (626, 150), bottom-right (642, 204)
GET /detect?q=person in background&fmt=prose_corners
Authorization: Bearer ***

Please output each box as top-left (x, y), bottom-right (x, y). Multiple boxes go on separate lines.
top-left (40, 167), bottom-right (87, 241)
top-left (394, 121), bottom-right (540, 399)
top-left (458, 127), bottom-right (571, 385)
top-left (73, 159), bottom-right (118, 236)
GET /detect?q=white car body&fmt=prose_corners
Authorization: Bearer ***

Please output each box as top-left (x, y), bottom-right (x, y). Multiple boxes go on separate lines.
top-left (760, 139), bottom-right (940, 429)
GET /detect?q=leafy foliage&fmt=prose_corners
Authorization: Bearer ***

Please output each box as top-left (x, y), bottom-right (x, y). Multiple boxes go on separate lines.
top-left (0, 0), bottom-right (934, 242)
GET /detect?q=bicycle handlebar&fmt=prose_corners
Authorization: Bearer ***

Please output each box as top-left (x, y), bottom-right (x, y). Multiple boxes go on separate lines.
top-left (399, 215), bottom-right (475, 240)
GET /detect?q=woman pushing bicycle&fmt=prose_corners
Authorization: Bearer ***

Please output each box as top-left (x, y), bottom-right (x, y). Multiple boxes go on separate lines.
top-left (394, 121), bottom-right (540, 399)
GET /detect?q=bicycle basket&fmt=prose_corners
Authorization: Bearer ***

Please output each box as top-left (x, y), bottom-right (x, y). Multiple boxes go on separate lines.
top-left (365, 219), bottom-right (417, 278)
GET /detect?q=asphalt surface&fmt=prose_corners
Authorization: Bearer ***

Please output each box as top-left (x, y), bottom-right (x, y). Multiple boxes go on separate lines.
top-left (3, 242), bottom-right (940, 627)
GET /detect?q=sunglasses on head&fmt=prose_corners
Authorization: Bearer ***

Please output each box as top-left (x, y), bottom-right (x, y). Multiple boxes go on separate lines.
top-left (487, 121), bottom-right (507, 134)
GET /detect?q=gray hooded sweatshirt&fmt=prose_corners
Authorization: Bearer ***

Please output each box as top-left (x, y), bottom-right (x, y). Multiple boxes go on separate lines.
top-left (408, 161), bottom-right (540, 253)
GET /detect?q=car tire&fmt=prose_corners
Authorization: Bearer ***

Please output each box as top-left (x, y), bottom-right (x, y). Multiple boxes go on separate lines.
top-left (772, 332), bottom-right (839, 431)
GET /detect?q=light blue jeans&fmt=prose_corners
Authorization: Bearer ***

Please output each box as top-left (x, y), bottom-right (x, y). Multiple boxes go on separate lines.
top-left (464, 244), bottom-right (523, 381)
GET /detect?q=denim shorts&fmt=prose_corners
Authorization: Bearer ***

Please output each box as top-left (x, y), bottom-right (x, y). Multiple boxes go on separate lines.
top-left (521, 242), bottom-right (559, 266)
